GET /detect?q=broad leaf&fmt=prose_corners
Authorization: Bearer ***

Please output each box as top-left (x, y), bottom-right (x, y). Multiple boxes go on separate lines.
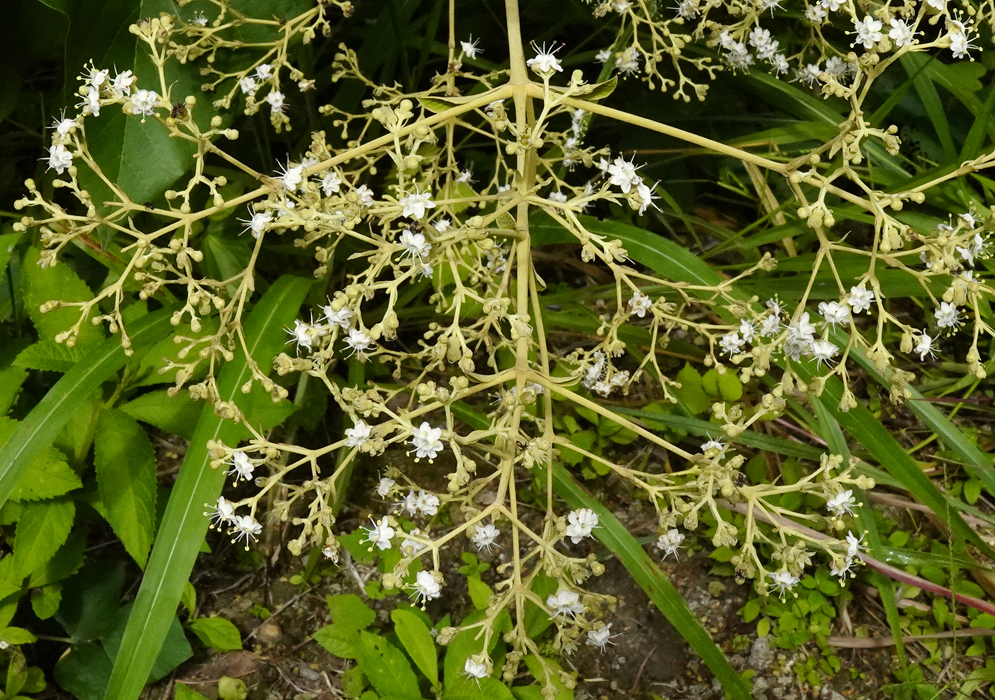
top-left (95, 409), bottom-right (158, 567)
top-left (391, 609), bottom-right (438, 686)
top-left (357, 630), bottom-right (422, 699)
top-left (13, 499), bottom-right (76, 579)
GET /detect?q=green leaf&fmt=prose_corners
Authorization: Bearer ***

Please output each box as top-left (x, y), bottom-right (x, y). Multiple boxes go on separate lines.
top-left (391, 609), bottom-right (438, 686)
top-left (576, 76), bottom-right (617, 101)
top-left (54, 644), bottom-right (112, 700)
top-left (120, 389), bottom-right (202, 440)
top-left (314, 624), bottom-right (362, 660)
top-left (56, 561), bottom-right (126, 642)
top-left (0, 627), bottom-right (37, 645)
top-left (95, 409), bottom-right (158, 567)
top-left (5, 439), bottom-right (82, 502)
top-left (327, 593), bottom-right (377, 631)
top-left (0, 364), bottom-right (29, 416)
top-left (175, 683), bottom-right (211, 700)
top-left (104, 604), bottom-right (193, 683)
top-left (103, 275), bottom-right (312, 700)
top-left (357, 630), bottom-right (422, 699)
top-left (21, 246), bottom-right (104, 348)
top-left (187, 617), bottom-right (243, 652)
top-left (0, 230), bottom-right (22, 278)
top-left (467, 576), bottom-right (493, 611)
top-left (550, 465), bottom-right (751, 700)
top-left (13, 499), bottom-right (75, 578)
top-left (13, 341), bottom-right (82, 372)
top-left (0, 309), bottom-right (173, 512)
top-left (31, 583), bottom-right (63, 620)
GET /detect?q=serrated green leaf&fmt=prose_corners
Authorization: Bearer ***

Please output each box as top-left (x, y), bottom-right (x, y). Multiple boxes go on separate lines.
top-left (2, 431), bottom-right (81, 502)
top-left (391, 609), bottom-right (438, 686)
top-left (120, 388), bottom-right (202, 439)
top-left (14, 341), bottom-right (82, 372)
top-left (313, 624), bottom-right (362, 660)
top-left (0, 627), bottom-right (37, 645)
top-left (13, 499), bottom-right (75, 579)
top-left (95, 409), bottom-right (158, 567)
top-left (187, 617), bottom-right (243, 652)
top-left (31, 583), bottom-right (63, 620)
top-left (358, 630), bottom-right (421, 699)
top-left (21, 246), bottom-right (104, 348)
top-left (103, 275), bottom-right (312, 700)
top-left (0, 309), bottom-right (173, 512)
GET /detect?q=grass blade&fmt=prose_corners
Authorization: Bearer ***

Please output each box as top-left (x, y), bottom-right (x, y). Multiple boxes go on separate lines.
top-left (102, 275), bottom-right (312, 700)
top-left (550, 465), bottom-right (752, 700)
top-left (0, 309), bottom-right (173, 510)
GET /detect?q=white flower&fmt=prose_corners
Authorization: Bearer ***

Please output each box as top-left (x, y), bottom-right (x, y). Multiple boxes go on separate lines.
top-left (810, 339), bottom-right (838, 367)
top-left (52, 114), bottom-right (76, 137)
top-left (656, 529), bottom-right (685, 559)
top-left (826, 57), bottom-right (850, 80)
top-left (770, 54), bottom-right (790, 76)
top-left (853, 16), bottom-right (883, 50)
top-left (131, 89), bottom-right (159, 118)
top-left (830, 557), bottom-right (854, 579)
top-left (239, 76), bottom-right (258, 95)
top-left (846, 530), bottom-right (865, 559)
top-left (472, 523), bottom-right (501, 552)
top-left (587, 624), bottom-right (616, 651)
top-left (527, 42), bottom-right (563, 74)
top-left (847, 285), bottom-right (875, 313)
top-left (298, 79), bottom-right (315, 91)
top-left (400, 190), bottom-right (436, 219)
top-left (673, 0), bottom-right (699, 18)
top-left (276, 160), bottom-right (305, 193)
top-left (739, 319), bottom-right (756, 343)
top-left (322, 545), bottom-right (339, 562)
top-left (376, 477), bottom-right (395, 498)
top-left (796, 62), bottom-right (822, 86)
top-left (399, 229), bottom-right (431, 259)
top-left (365, 516), bottom-right (395, 550)
top-left (701, 439), bottom-right (723, 453)
top-left (345, 328), bottom-right (373, 356)
top-left (818, 301), bottom-right (850, 325)
top-left (935, 302), bottom-right (961, 329)
top-left (112, 70), bottom-right (135, 95)
top-left (948, 23), bottom-right (977, 60)
top-left (720, 332), bottom-right (744, 356)
top-left (411, 490), bottom-right (441, 516)
top-left (606, 156), bottom-right (642, 193)
top-left (321, 172), bottom-right (342, 196)
top-left (228, 450), bottom-right (255, 481)
top-left (349, 184), bottom-right (371, 208)
top-left (915, 333), bottom-right (935, 360)
top-left (46, 144), bottom-right (73, 175)
top-left (434, 218), bottom-right (451, 232)
top-left (635, 179), bottom-right (660, 215)
top-left (401, 529), bottom-right (428, 555)
top-left (566, 508), bottom-right (599, 543)
top-left (286, 319), bottom-right (314, 353)
top-left (410, 422), bottom-right (444, 460)
top-left (806, 4), bottom-right (828, 23)
top-left (959, 210), bottom-right (979, 228)
top-left (266, 90), bottom-right (285, 113)
top-left (255, 63), bottom-right (274, 80)
top-left (322, 304), bottom-right (353, 329)
top-left (209, 496), bottom-right (236, 528)
top-left (345, 420), bottom-right (372, 448)
top-left (460, 36), bottom-right (482, 59)
top-left (546, 589), bottom-right (584, 618)
top-left (410, 570), bottom-right (442, 603)
top-left (232, 515), bottom-right (262, 547)
top-left (749, 27), bottom-right (779, 61)
top-left (760, 315), bottom-right (781, 336)
top-left (628, 292), bottom-right (652, 318)
top-left (770, 569), bottom-right (800, 597)
top-left (596, 49), bottom-right (613, 63)
top-left (464, 658), bottom-right (488, 680)
top-left (888, 19), bottom-right (916, 48)
top-left (548, 191), bottom-right (568, 203)
top-left (240, 206), bottom-right (272, 239)
top-left (723, 41), bottom-right (754, 71)
top-left (826, 489), bottom-right (856, 517)
top-left (615, 47), bottom-right (641, 75)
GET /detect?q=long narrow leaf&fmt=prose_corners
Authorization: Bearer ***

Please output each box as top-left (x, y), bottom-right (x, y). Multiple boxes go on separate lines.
top-left (103, 275), bottom-right (312, 700)
top-left (550, 465), bottom-right (752, 700)
top-left (0, 309), bottom-right (173, 510)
